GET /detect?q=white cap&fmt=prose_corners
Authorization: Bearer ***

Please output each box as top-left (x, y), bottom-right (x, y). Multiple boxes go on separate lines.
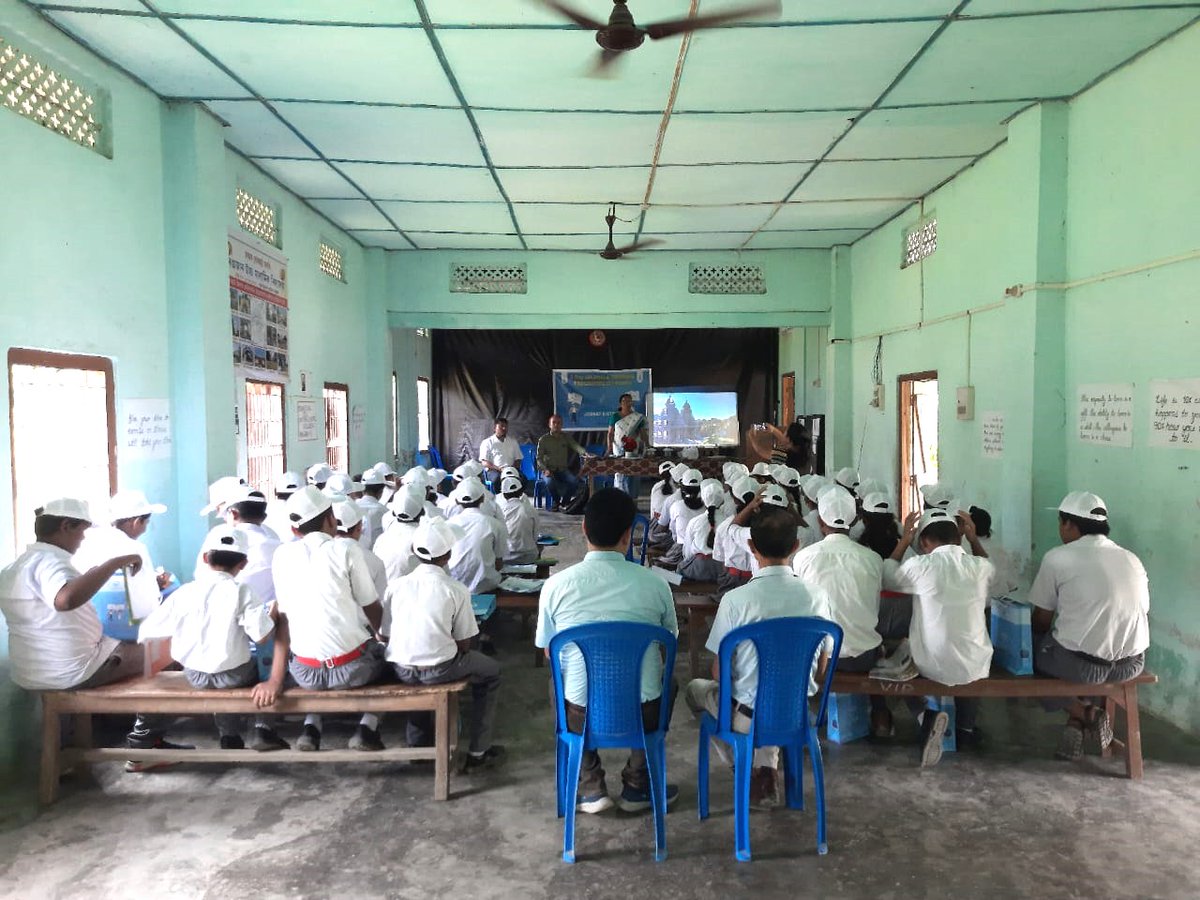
top-left (730, 476), bottom-right (759, 502)
top-left (200, 524), bottom-right (249, 556)
top-left (500, 465), bottom-right (521, 480)
top-left (108, 490), bottom-right (167, 522)
top-left (700, 482), bottom-right (725, 508)
top-left (500, 475), bottom-right (523, 495)
top-left (361, 467), bottom-right (388, 487)
top-left (658, 460), bottom-right (674, 475)
top-left (389, 483), bottom-right (426, 522)
top-left (669, 463), bottom-right (689, 481)
top-left (401, 466), bottom-right (429, 487)
top-left (722, 462), bottom-right (749, 483)
top-left (751, 462), bottom-right (772, 477)
top-left (856, 477), bottom-right (885, 500)
top-left (37, 497), bottom-right (92, 522)
top-left (412, 517), bottom-right (466, 561)
top-left (224, 485), bottom-right (268, 508)
top-left (276, 471), bottom-right (303, 494)
top-left (861, 492), bottom-right (893, 514)
top-left (833, 467), bottom-right (860, 491)
top-left (679, 468), bottom-right (702, 488)
top-left (451, 476), bottom-right (487, 505)
top-left (801, 475), bottom-right (828, 503)
top-left (918, 507), bottom-right (957, 535)
top-left (285, 485), bottom-right (333, 527)
top-left (1055, 491), bottom-right (1108, 521)
top-left (306, 463), bottom-right (335, 485)
top-left (332, 499), bottom-right (363, 531)
top-left (373, 461), bottom-right (397, 477)
top-left (200, 476), bottom-right (248, 515)
top-left (428, 467), bottom-right (448, 484)
top-left (921, 482), bottom-right (953, 509)
top-left (817, 488), bottom-right (858, 530)
top-left (323, 473), bottom-right (356, 496)
top-left (775, 467), bottom-right (801, 489)
top-left (760, 485), bottom-right (789, 508)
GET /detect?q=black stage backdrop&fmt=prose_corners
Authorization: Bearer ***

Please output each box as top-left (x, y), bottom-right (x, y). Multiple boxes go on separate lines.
top-left (431, 328), bottom-right (777, 467)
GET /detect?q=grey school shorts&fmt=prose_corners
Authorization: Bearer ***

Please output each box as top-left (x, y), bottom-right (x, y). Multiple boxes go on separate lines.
top-left (287, 640), bottom-right (387, 691)
top-left (1034, 632), bottom-right (1145, 709)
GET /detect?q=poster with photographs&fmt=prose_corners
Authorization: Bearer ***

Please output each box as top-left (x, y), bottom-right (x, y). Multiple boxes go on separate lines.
top-left (229, 230), bottom-right (289, 377)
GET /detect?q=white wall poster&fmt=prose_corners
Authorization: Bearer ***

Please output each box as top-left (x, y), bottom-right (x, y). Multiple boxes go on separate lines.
top-left (1150, 378), bottom-right (1200, 448)
top-left (1076, 383), bottom-right (1134, 447)
top-left (296, 399), bottom-right (319, 442)
top-left (121, 399), bottom-right (173, 461)
top-left (982, 411), bottom-right (1004, 459)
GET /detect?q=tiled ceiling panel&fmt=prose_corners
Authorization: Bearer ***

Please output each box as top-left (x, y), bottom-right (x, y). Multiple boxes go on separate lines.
top-left (307, 198), bottom-right (393, 231)
top-left (252, 158), bottom-right (353, 198)
top-left (377, 201), bottom-right (516, 235)
top-left (794, 158), bottom-right (971, 202)
top-left (644, 231), bottom-right (756, 251)
top-left (411, 232), bottom-right (525, 250)
top-left (205, 100), bottom-right (316, 158)
top-left (500, 167), bottom-right (650, 205)
top-left (769, 200), bottom-right (912, 231)
top-left (336, 164), bottom-right (504, 203)
top-left (830, 102), bottom-right (1021, 160)
top-left (514, 203), bottom-right (636, 236)
top-left (673, 21), bottom-right (942, 112)
top-left (348, 230), bottom-right (416, 250)
top-left (889, 11), bottom-right (1198, 105)
top-left (658, 112), bottom-right (849, 164)
top-left (642, 205), bottom-right (777, 233)
top-left (477, 111), bottom-right (661, 167)
top-left (525, 234), bottom-right (620, 252)
top-left (43, 11), bottom-right (251, 97)
top-left (650, 163), bottom-right (810, 205)
top-left (276, 103), bottom-right (481, 163)
top-left (174, 21), bottom-right (459, 105)
top-left (749, 229), bottom-right (867, 249)
top-left (158, 1), bottom-right (421, 21)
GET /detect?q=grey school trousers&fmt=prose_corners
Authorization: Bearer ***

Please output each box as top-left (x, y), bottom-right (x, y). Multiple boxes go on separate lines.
top-left (1034, 632), bottom-right (1145, 711)
top-left (287, 640), bottom-right (388, 691)
top-left (393, 650), bottom-right (501, 753)
top-left (184, 659), bottom-right (267, 737)
top-left (74, 641), bottom-right (162, 740)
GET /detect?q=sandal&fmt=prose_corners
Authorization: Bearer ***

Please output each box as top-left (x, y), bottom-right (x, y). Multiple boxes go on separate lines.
top-left (1084, 706), bottom-right (1114, 751)
top-left (1055, 718), bottom-right (1085, 761)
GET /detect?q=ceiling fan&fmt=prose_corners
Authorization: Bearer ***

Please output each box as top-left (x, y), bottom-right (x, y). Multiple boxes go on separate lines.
top-left (537, 0), bottom-right (782, 75)
top-left (598, 204), bottom-right (661, 259)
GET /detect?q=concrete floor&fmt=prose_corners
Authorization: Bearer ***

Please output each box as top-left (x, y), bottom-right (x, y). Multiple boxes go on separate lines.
top-left (2, 509), bottom-right (1199, 899)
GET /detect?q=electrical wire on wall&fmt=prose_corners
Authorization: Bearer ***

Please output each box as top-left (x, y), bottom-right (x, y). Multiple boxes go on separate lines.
top-left (859, 336), bottom-right (884, 466)
top-left (871, 336), bottom-right (883, 387)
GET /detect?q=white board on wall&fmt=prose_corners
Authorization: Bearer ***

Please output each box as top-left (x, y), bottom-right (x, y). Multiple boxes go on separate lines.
top-left (982, 411), bottom-right (1004, 459)
top-left (1150, 378), bottom-right (1200, 448)
top-left (120, 399), bottom-right (173, 461)
top-left (296, 399), bottom-right (319, 442)
top-left (1076, 383), bottom-right (1134, 447)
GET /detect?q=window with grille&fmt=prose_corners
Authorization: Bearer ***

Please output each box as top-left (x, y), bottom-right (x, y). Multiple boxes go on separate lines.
top-left (450, 264), bottom-right (526, 294)
top-left (245, 380), bottom-right (285, 495)
top-left (324, 382), bottom-right (349, 473)
top-left (8, 348), bottom-right (115, 549)
top-left (688, 264), bottom-right (766, 295)
top-left (902, 217), bottom-right (937, 268)
top-left (416, 377), bottom-right (431, 452)
top-left (1, 36), bottom-right (109, 157)
top-left (319, 240), bottom-right (344, 282)
top-left (236, 187), bottom-right (279, 247)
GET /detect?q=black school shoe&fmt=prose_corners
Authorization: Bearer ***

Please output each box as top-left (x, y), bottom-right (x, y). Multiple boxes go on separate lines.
top-left (348, 724), bottom-right (386, 752)
top-left (296, 724), bottom-right (321, 752)
top-left (956, 726), bottom-right (985, 750)
top-left (219, 735), bottom-right (245, 750)
top-left (249, 726), bottom-right (290, 752)
top-left (462, 745), bottom-right (506, 772)
top-left (124, 736), bottom-right (195, 773)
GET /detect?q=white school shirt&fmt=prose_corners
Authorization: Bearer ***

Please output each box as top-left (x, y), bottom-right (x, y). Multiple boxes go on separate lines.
top-left (235, 522), bottom-right (280, 606)
top-left (137, 570), bottom-right (272, 674)
top-left (271, 532), bottom-right (377, 659)
top-left (719, 521), bottom-right (757, 573)
top-left (74, 525), bottom-right (161, 620)
top-left (978, 536), bottom-right (1020, 600)
top-left (264, 499), bottom-right (297, 544)
top-left (685, 509), bottom-right (726, 558)
top-left (478, 435), bottom-right (523, 469)
top-left (374, 519), bottom-right (421, 583)
top-left (649, 482), bottom-right (676, 520)
top-left (497, 494), bottom-right (537, 558)
top-left (883, 545), bottom-right (994, 685)
top-left (384, 563), bottom-right (479, 667)
top-left (536, 551), bottom-right (677, 707)
top-left (670, 501), bottom-right (706, 542)
top-left (424, 500), bottom-right (445, 521)
top-left (791, 534), bottom-right (883, 658)
top-left (356, 496), bottom-right (389, 551)
top-left (706, 566), bottom-right (834, 706)
top-left (448, 507), bottom-right (506, 593)
top-left (0, 543), bottom-right (119, 690)
top-left (337, 536), bottom-right (386, 602)
top-left (1026, 535), bottom-right (1149, 661)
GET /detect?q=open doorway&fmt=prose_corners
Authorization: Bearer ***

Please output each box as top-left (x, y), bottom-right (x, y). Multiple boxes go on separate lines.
top-left (898, 371), bottom-right (939, 521)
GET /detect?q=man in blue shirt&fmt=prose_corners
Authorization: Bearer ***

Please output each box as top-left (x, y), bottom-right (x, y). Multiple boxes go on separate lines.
top-left (536, 488), bottom-right (679, 814)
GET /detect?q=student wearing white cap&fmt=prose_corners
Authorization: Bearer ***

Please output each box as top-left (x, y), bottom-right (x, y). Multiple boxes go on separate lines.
top-left (74, 489), bottom-right (172, 626)
top-left (355, 467), bottom-right (390, 550)
top-left (883, 507), bottom-right (993, 766)
top-left (373, 484), bottom-right (426, 583)
top-left (857, 492), bottom-right (901, 560)
top-left (660, 469), bottom-right (706, 567)
top-left (385, 517), bottom-right (505, 770)
top-left (649, 460), bottom-right (678, 522)
top-left (536, 488), bottom-right (679, 813)
top-left (372, 461), bottom-right (399, 505)
top-left (792, 487), bottom-right (892, 737)
top-left (749, 461), bottom-right (773, 484)
top-left (305, 463), bottom-right (334, 490)
top-left (687, 505), bottom-right (832, 806)
top-left (833, 467), bottom-right (860, 496)
top-left (647, 463), bottom-right (690, 550)
top-left (713, 476), bottom-right (760, 593)
top-left (479, 416), bottom-right (524, 492)
top-left (200, 476), bottom-right (249, 519)
top-left (447, 477), bottom-right (507, 594)
top-left (443, 461), bottom-right (502, 521)
top-left (219, 486), bottom-right (281, 608)
top-left (0, 499), bottom-right (191, 763)
top-left (678, 481), bottom-right (730, 583)
top-left (138, 525), bottom-right (289, 752)
top-left (1027, 492), bottom-right (1149, 762)
top-left (332, 500), bottom-right (387, 606)
top-left (265, 470), bottom-right (303, 543)
top-left (497, 475), bottom-right (538, 564)
top-left (920, 482), bottom-right (954, 510)
top-left (799, 475), bottom-right (826, 537)
top-left (271, 486), bottom-right (388, 752)
top-left (322, 472), bottom-right (357, 499)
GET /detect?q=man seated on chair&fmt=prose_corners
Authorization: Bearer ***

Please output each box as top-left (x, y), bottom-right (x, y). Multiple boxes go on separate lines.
top-left (536, 413), bottom-right (590, 511)
top-left (1027, 492), bottom-right (1149, 762)
top-left (478, 416), bottom-right (523, 493)
top-left (686, 505), bottom-right (832, 808)
top-left (536, 487), bottom-right (679, 815)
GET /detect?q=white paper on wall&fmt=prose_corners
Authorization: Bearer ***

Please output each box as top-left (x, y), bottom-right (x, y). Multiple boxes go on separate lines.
top-left (982, 411), bottom-right (1004, 459)
top-left (121, 399), bottom-right (173, 460)
top-left (351, 404), bottom-right (366, 442)
top-left (1149, 378), bottom-right (1200, 448)
top-left (1076, 383), bottom-right (1134, 447)
top-left (296, 399), bottom-right (319, 442)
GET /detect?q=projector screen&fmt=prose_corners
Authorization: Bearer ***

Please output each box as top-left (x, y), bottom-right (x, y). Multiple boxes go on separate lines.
top-left (647, 389), bottom-right (739, 448)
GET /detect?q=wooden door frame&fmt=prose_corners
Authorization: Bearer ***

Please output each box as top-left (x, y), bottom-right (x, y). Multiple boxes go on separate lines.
top-left (897, 370), bottom-right (938, 522)
top-left (781, 371), bottom-right (796, 426)
top-left (245, 378), bottom-right (287, 490)
top-left (323, 381), bottom-right (350, 472)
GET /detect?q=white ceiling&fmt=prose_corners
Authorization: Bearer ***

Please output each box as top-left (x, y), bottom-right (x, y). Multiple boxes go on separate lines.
top-left (23, 0), bottom-right (1200, 251)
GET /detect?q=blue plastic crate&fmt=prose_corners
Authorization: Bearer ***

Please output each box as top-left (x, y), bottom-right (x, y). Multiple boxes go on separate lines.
top-left (991, 598), bottom-right (1034, 675)
top-left (471, 593), bottom-right (497, 621)
top-left (826, 692), bottom-right (871, 744)
top-left (90, 587), bottom-right (139, 642)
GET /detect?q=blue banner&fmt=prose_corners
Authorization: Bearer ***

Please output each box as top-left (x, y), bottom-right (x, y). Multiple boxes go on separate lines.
top-left (552, 368), bottom-right (652, 432)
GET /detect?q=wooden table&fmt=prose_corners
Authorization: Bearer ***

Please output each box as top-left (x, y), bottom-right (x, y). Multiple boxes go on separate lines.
top-left (671, 581), bottom-right (720, 678)
top-left (580, 456), bottom-right (731, 493)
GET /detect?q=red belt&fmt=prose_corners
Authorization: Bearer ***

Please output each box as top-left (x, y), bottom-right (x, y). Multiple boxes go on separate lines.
top-left (694, 552), bottom-right (713, 559)
top-left (726, 566), bottom-right (751, 578)
top-left (293, 641), bottom-right (369, 669)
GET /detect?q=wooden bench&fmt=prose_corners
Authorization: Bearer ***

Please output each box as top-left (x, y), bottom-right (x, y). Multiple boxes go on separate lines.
top-left (831, 669), bottom-right (1159, 779)
top-left (672, 585), bottom-right (720, 678)
top-left (39, 672), bottom-right (469, 804)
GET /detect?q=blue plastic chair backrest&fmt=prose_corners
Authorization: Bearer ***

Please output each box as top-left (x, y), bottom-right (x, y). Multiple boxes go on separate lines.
top-left (584, 443), bottom-right (605, 457)
top-left (715, 617), bottom-right (843, 737)
top-left (415, 450), bottom-right (432, 469)
top-left (626, 514), bottom-right (650, 563)
top-left (429, 446), bottom-right (444, 470)
top-left (520, 443), bottom-right (538, 482)
top-left (549, 622), bottom-right (677, 743)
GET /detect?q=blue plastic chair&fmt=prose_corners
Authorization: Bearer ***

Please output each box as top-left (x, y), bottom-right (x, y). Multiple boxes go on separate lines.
top-left (549, 622), bottom-right (677, 864)
top-left (584, 444), bottom-right (614, 490)
top-left (625, 513), bottom-right (650, 565)
top-left (698, 616), bottom-right (843, 861)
